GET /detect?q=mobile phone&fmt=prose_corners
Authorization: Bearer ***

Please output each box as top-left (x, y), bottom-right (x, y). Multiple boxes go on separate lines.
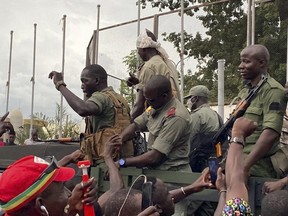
top-left (142, 181), bottom-right (153, 210)
top-left (208, 157), bottom-right (218, 185)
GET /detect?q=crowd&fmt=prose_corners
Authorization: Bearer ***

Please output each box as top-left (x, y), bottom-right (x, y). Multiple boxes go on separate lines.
top-left (0, 29), bottom-right (288, 216)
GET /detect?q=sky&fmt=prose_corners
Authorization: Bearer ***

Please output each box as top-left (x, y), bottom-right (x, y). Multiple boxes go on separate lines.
top-left (0, 0), bottom-right (204, 122)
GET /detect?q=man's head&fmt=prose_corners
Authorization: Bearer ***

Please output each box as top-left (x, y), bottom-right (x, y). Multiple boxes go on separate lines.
top-left (0, 155), bottom-right (75, 216)
top-left (104, 188), bottom-right (142, 216)
top-left (81, 64), bottom-right (108, 97)
top-left (143, 75), bottom-right (173, 109)
top-left (132, 176), bottom-right (175, 216)
top-left (8, 131), bottom-right (16, 144)
top-left (261, 190), bottom-right (288, 216)
top-left (238, 44), bottom-right (270, 82)
top-left (31, 128), bottom-right (39, 141)
top-left (136, 29), bottom-right (169, 61)
top-left (184, 85), bottom-right (209, 110)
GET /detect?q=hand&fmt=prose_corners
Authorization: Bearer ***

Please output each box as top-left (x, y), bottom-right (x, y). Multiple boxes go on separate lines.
top-left (262, 177), bottom-right (288, 194)
top-left (69, 150), bottom-right (85, 163)
top-left (191, 168), bottom-right (213, 193)
top-left (48, 71), bottom-right (63, 85)
top-left (232, 117), bottom-right (257, 139)
top-left (103, 135), bottom-right (122, 159)
top-left (0, 112), bottom-right (14, 136)
top-left (215, 167), bottom-right (226, 191)
top-left (137, 206), bottom-right (161, 216)
top-left (69, 177), bottom-right (98, 212)
top-left (126, 72), bottom-right (139, 87)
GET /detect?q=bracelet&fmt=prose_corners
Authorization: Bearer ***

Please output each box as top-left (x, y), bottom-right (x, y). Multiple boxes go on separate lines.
top-left (180, 187), bottom-right (186, 195)
top-left (219, 189), bottom-right (227, 195)
top-left (230, 137), bottom-right (244, 147)
top-left (55, 80), bottom-right (67, 91)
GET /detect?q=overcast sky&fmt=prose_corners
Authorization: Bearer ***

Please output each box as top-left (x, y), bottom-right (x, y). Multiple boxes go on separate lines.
top-left (0, 0), bottom-right (203, 121)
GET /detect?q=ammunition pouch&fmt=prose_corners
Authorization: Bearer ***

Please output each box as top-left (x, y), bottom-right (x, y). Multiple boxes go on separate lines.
top-left (81, 90), bottom-right (134, 165)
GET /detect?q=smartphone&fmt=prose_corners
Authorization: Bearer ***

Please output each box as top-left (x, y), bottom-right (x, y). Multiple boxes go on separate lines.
top-left (141, 181), bottom-right (153, 211)
top-left (208, 157), bottom-right (218, 185)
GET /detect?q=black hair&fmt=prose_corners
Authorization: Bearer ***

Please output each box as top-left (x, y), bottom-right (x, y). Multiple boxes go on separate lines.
top-left (145, 75), bottom-right (172, 95)
top-left (261, 190), bottom-right (288, 216)
top-left (83, 64), bottom-right (107, 79)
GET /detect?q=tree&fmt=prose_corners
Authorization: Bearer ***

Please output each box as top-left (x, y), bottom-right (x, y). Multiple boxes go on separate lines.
top-left (138, 0), bottom-right (287, 103)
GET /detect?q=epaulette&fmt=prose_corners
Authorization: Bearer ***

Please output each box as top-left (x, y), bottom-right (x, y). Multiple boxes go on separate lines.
top-left (166, 107), bottom-right (176, 117)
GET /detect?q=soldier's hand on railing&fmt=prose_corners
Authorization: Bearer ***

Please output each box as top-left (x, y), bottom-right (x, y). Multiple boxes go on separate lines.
top-left (103, 135), bottom-right (122, 160)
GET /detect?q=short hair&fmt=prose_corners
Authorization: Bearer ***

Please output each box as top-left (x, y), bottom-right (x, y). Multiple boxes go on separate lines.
top-left (261, 190), bottom-right (288, 216)
top-left (9, 130), bottom-right (16, 136)
top-left (145, 75), bottom-right (172, 95)
top-left (83, 64), bottom-right (107, 79)
top-left (104, 188), bottom-right (142, 216)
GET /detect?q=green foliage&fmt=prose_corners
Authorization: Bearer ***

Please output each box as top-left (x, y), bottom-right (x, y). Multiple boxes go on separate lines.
top-left (139, 0), bottom-right (287, 103)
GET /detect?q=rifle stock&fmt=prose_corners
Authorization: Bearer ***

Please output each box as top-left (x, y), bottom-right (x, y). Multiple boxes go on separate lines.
top-left (212, 76), bottom-right (268, 158)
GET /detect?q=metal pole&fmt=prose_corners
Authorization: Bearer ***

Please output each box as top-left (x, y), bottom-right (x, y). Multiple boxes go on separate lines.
top-left (286, 25), bottom-right (288, 82)
top-left (217, 59), bottom-right (225, 120)
top-left (251, 0), bottom-right (255, 44)
top-left (6, 30), bottom-right (13, 113)
top-left (247, 0), bottom-right (252, 46)
top-left (59, 15), bottom-right (66, 138)
top-left (30, 24), bottom-right (37, 133)
top-left (137, 0), bottom-right (141, 36)
top-left (95, 5), bottom-right (100, 64)
top-left (180, 0), bottom-right (185, 103)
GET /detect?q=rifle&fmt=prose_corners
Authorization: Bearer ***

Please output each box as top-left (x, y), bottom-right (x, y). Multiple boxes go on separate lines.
top-left (39, 137), bottom-right (80, 144)
top-left (213, 75), bottom-right (268, 158)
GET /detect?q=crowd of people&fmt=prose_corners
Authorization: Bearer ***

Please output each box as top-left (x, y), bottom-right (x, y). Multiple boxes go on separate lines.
top-left (0, 29), bottom-right (288, 216)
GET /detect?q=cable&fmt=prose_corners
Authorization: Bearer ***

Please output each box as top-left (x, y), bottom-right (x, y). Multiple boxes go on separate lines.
top-left (117, 174), bottom-right (147, 216)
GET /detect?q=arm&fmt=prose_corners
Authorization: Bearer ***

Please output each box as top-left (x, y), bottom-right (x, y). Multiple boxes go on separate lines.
top-left (124, 149), bottom-right (165, 167)
top-left (98, 135), bottom-right (124, 210)
top-left (58, 150), bottom-right (85, 167)
top-left (131, 89), bottom-right (146, 121)
top-left (214, 167), bottom-right (226, 216)
top-left (262, 176), bottom-right (288, 194)
top-left (120, 122), bottom-right (139, 142)
top-left (48, 71), bottom-right (100, 117)
top-left (0, 112), bottom-right (14, 137)
top-left (226, 117), bottom-right (256, 201)
top-left (169, 168), bottom-right (212, 204)
top-left (244, 128), bottom-right (279, 177)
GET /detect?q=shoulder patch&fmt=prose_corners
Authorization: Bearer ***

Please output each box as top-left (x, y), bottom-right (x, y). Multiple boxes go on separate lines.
top-left (167, 107), bottom-right (176, 117)
top-left (269, 102), bottom-right (282, 111)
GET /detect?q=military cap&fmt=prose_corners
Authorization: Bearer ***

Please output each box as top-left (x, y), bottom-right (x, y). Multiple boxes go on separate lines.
top-left (184, 85), bottom-right (209, 99)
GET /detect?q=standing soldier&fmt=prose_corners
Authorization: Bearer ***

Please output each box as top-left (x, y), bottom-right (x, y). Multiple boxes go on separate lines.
top-left (49, 64), bottom-right (134, 166)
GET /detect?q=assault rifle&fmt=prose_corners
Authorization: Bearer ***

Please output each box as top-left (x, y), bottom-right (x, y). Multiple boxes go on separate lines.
top-left (213, 76), bottom-right (268, 158)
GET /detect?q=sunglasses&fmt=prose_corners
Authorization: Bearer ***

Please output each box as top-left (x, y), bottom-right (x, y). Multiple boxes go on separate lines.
top-left (36, 156), bottom-right (59, 181)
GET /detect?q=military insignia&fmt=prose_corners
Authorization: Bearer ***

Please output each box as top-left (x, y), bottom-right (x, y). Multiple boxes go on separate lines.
top-left (269, 102), bottom-right (282, 111)
top-left (167, 107), bottom-right (176, 117)
top-left (146, 106), bottom-right (152, 115)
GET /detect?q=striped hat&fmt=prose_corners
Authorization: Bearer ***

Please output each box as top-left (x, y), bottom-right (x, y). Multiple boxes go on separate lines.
top-left (0, 155), bottom-right (75, 213)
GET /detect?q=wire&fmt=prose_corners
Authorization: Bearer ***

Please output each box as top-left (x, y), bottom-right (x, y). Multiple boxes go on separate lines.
top-left (117, 174), bottom-right (147, 216)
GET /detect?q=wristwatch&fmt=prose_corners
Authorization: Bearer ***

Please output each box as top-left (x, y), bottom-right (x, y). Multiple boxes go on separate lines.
top-left (119, 158), bottom-right (126, 168)
top-left (230, 137), bottom-right (244, 147)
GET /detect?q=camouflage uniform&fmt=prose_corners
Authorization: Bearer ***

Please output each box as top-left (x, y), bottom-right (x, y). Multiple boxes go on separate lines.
top-left (134, 97), bottom-right (191, 171)
top-left (238, 74), bottom-right (286, 178)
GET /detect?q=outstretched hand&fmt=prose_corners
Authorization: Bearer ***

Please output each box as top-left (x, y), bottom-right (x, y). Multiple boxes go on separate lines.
top-left (215, 167), bottom-right (226, 191)
top-left (232, 117), bottom-right (257, 139)
top-left (48, 71), bottom-right (63, 85)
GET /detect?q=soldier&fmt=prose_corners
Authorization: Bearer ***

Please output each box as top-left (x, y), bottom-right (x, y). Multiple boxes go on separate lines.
top-left (127, 29), bottom-right (180, 121)
top-left (237, 44), bottom-right (287, 179)
top-left (49, 64), bottom-right (133, 165)
top-left (185, 85), bottom-right (223, 172)
top-left (119, 75), bottom-right (191, 172)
